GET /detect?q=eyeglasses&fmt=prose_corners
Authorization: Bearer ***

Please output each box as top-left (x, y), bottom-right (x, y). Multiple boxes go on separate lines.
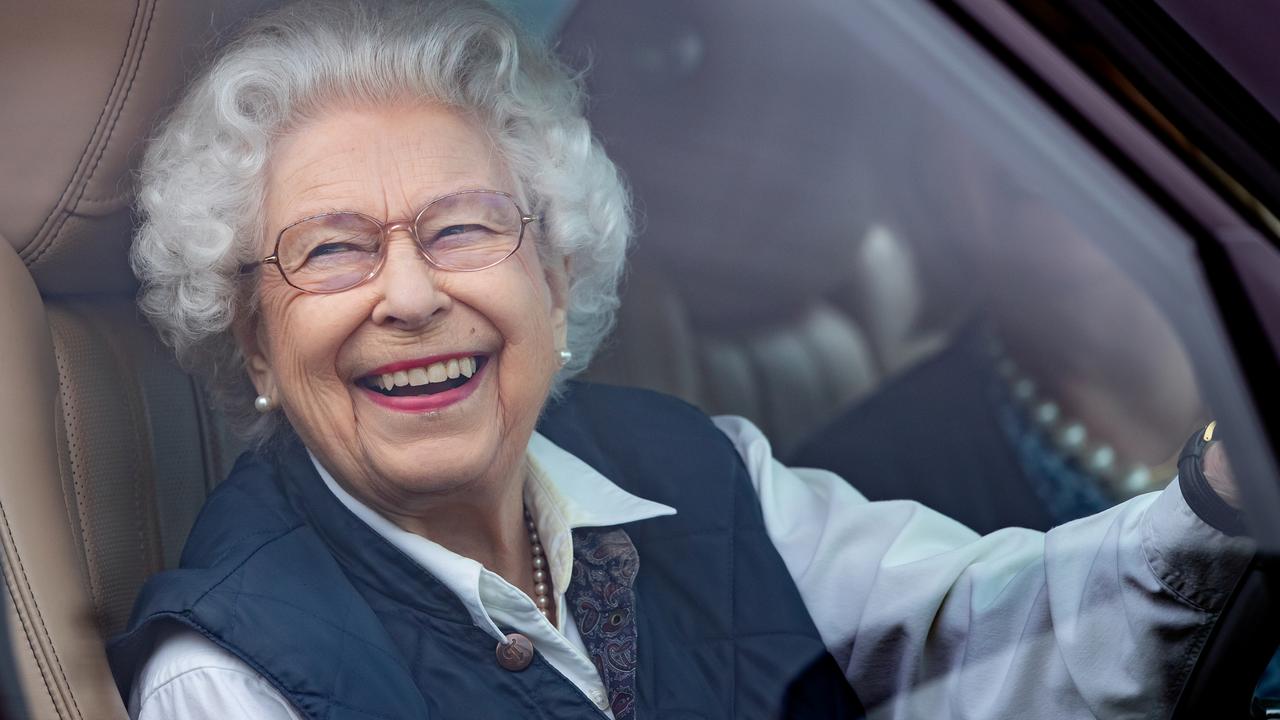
top-left (242, 189), bottom-right (538, 294)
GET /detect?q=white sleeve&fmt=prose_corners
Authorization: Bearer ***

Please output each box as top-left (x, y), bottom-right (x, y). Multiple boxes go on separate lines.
top-left (130, 626), bottom-right (304, 720)
top-left (712, 414), bottom-right (1255, 720)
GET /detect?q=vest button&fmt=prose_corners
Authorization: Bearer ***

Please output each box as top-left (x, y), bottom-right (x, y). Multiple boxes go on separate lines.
top-left (496, 633), bottom-right (535, 671)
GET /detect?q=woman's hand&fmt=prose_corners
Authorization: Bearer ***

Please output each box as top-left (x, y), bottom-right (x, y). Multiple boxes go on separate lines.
top-left (1203, 442), bottom-right (1240, 510)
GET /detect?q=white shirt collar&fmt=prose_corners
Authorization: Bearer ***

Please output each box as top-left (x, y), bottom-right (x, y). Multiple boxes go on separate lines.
top-left (525, 431), bottom-right (677, 529)
top-left (308, 431), bottom-right (675, 639)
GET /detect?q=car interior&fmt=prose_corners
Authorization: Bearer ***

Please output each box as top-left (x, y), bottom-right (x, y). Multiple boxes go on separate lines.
top-left (2, 0), bottom-right (1278, 718)
top-left (1, 2), bottom-right (260, 716)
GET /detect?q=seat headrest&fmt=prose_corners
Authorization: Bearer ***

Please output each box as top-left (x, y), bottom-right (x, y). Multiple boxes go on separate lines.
top-left (0, 0), bottom-right (275, 296)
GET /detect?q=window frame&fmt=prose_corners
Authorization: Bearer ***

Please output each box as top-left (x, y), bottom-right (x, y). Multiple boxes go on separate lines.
top-left (927, 0), bottom-right (1280, 713)
top-left (931, 0), bottom-right (1280, 540)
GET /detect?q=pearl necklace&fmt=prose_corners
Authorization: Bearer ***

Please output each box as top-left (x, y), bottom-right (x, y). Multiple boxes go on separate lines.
top-left (525, 509), bottom-right (552, 618)
top-left (985, 335), bottom-right (1178, 498)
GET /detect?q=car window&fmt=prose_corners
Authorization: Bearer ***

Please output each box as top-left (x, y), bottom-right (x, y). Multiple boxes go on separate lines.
top-left (562, 0), bottom-right (1277, 701)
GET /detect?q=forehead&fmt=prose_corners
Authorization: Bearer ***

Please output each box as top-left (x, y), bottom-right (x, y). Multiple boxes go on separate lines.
top-left (264, 103), bottom-right (511, 224)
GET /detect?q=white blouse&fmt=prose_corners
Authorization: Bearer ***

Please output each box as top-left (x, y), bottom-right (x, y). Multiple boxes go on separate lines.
top-left (128, 416), bottom-right (1253, 720)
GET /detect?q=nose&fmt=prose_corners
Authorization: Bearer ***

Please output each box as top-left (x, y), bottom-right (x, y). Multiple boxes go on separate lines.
top-left (369, 229), bottom-right (452, 329)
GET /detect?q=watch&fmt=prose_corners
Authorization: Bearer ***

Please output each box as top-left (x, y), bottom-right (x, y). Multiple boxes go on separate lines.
top-left (1178, 421), bottom-right (1246, 536)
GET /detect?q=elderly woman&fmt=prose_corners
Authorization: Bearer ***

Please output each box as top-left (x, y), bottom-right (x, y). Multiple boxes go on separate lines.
top-left (108, 1), bottom-right (1253, 718)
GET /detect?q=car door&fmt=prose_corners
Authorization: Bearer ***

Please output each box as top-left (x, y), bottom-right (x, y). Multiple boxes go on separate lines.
top-left (558, 0), bottom-right (1280, 715)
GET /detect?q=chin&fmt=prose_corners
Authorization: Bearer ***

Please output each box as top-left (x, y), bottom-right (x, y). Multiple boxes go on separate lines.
top-left (369, 435), bottom-right (504, 497)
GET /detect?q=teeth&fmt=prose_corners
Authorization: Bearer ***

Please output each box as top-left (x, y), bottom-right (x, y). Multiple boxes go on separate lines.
top-left (368, 356), bottom-right (479, 391)
top-left (427, 362), bottom-right (448, 383)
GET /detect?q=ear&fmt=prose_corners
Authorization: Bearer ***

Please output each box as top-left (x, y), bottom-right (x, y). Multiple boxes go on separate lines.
top-left (546, 254), bottom-right (571, 351)
top-left (233, 314), bottom-right (277, 400)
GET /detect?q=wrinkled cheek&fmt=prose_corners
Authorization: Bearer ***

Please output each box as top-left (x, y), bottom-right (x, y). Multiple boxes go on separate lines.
top-left (494, 345), bottom-right (555, 416)
top-left (281, 371), bottom-right (337, 419)
top-left (271, 338), bottom-right (320, 394)
top-left (268, 328), bottom-right (355, 435)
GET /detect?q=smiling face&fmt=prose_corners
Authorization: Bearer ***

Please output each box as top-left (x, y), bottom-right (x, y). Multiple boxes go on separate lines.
top-left (243, 103), bottom-right (568, 519)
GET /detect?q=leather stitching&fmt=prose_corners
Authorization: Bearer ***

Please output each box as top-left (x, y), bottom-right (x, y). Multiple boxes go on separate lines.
top-left (98, 308), bottom-right (166, 593)
top-left (76, 0), bottom-right (158, 210)
top-left (22, 0), bottom-right (137, 268)
top-left (64, 305), bottom-right (164, 634)
top-left (46, 322), bottom-right (88, 720)
top-left (0, 502), bottom-right (75, 718)
top-left (25, 211), bottom-right (70, 270)
top-left (50, 319), bottom-right (101, 620)
top-left (76, 188), bottom-right (135, 211)
top-left (25, 0), bottom-right (156, 268)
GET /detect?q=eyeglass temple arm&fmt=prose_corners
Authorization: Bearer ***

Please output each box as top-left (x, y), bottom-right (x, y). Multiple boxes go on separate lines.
top-left (238, 255), bottom-right (280, 275)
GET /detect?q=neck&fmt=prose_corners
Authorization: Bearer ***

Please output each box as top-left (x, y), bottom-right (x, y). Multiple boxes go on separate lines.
top-left (389, 465), bottom-right (555, 625)
top-left (310, 422), bottom-right (559, 616)
top-left (373, 458), bottom-right (529, 584)
top-left (332, 456), bottom-right (554, 624)
top-left (390, 475), bottom-right (532, 581)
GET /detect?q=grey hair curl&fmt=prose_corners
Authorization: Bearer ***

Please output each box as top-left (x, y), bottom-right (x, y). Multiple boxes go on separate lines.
top-left (131, 0), bottom-right (631, 445)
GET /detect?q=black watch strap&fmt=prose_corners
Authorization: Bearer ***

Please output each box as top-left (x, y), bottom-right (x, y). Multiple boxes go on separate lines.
top-left (1178, 422), bottom-right (1247, 537)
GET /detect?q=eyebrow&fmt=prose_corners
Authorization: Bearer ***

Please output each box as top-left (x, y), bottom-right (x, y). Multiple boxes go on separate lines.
top-left (280, 184), bottom-right (511, 225)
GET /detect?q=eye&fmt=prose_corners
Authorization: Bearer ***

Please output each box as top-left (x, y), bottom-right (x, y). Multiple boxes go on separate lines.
top-left (429, 225), bottom-right (502, 253)
top-left (306, 241), bottom-right (364, 260)
top-left (437, 224), bottom-right (487, 238)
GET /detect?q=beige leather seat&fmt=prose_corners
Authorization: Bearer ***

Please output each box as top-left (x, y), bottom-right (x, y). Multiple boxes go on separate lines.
top-left (0, 2), bottom-right (261, 716)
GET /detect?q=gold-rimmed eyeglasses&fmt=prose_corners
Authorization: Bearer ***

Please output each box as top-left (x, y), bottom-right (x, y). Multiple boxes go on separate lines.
top-left (240, 189), bottom-right (539, 294)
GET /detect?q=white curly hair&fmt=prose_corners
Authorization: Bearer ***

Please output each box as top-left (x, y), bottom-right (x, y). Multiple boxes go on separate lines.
top-left (131, 0), bottom-right (631, 445)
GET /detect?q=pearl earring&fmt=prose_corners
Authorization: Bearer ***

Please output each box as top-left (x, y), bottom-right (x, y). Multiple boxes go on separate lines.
top-left (254, 395), bottom-right (274, 413)
top-left (558, 349), bottom-right (573, 366)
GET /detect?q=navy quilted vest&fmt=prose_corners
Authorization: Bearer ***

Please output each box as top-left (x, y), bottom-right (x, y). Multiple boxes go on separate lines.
top-left (109, 383), bottom-right (863, 719)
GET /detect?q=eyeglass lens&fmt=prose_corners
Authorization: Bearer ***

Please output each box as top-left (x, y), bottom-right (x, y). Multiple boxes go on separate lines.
top-left (276, 191), bottom-right (524, 293)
